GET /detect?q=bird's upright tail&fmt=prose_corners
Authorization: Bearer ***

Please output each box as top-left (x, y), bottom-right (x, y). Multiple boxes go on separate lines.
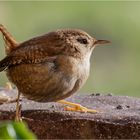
top-left (0, 24), bottom-right (19, 55)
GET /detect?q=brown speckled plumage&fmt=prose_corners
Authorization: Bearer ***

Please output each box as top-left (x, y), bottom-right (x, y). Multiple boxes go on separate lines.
top-left (0, 25), bottom-right (110, 103)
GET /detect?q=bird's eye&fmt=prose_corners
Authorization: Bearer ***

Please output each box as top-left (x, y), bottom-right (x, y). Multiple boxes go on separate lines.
top-left (77, 38), bottom-right (88, 44)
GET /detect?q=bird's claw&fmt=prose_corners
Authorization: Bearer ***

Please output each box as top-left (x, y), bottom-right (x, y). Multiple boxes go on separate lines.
top-left (64, 105), bottom-right (98, 113)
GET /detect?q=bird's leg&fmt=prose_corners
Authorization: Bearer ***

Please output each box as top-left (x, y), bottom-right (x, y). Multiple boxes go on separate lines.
top-left (3, 82), bottom-right (22, 120)
top-left (58, 100), bottom-right (98, 113)
top-left (0, 82), bottom-right (22, 120)
top-left (15, 91), bottom-right (22, 121)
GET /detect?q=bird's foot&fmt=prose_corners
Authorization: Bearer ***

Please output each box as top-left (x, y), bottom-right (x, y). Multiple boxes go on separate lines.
top-left (58, 100), bottom-right (98, 113)
top-left (6, 98), bottom-right (20, 103)
top-left (5, 82), bottom-right (13, 90)
top-left (64, 105), bottom-right (98, 113)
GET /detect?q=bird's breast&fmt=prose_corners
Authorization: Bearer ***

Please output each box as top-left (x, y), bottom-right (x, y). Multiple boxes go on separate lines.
top-left (56, 55), bottom-right (90, 84)
top-left (6, 55), bottom-right (90, 102)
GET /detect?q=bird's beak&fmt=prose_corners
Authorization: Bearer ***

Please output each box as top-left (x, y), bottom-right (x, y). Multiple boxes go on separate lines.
top-left (94, 39), bottom-right (110, 45)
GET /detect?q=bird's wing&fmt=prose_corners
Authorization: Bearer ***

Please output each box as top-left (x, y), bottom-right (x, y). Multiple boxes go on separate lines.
top-left (0, 55), bottom-right (57, 72)
top-left (0, 32), bottom-right (65, 72)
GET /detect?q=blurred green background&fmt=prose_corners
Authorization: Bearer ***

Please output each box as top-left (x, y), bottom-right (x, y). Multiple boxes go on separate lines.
top-left (0, 1), bottom-right (140, 97)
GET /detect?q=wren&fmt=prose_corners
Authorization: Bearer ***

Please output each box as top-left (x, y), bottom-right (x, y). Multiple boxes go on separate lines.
top-left (0, 24), bottom-right (110, 121)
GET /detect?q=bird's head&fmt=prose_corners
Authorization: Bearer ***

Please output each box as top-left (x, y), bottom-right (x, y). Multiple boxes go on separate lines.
top-left (54, 29), bottom-right (110, 59)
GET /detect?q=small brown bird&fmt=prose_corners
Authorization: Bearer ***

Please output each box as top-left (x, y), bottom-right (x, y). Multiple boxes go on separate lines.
top-left (0, 24), bottom-right (110, 121)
